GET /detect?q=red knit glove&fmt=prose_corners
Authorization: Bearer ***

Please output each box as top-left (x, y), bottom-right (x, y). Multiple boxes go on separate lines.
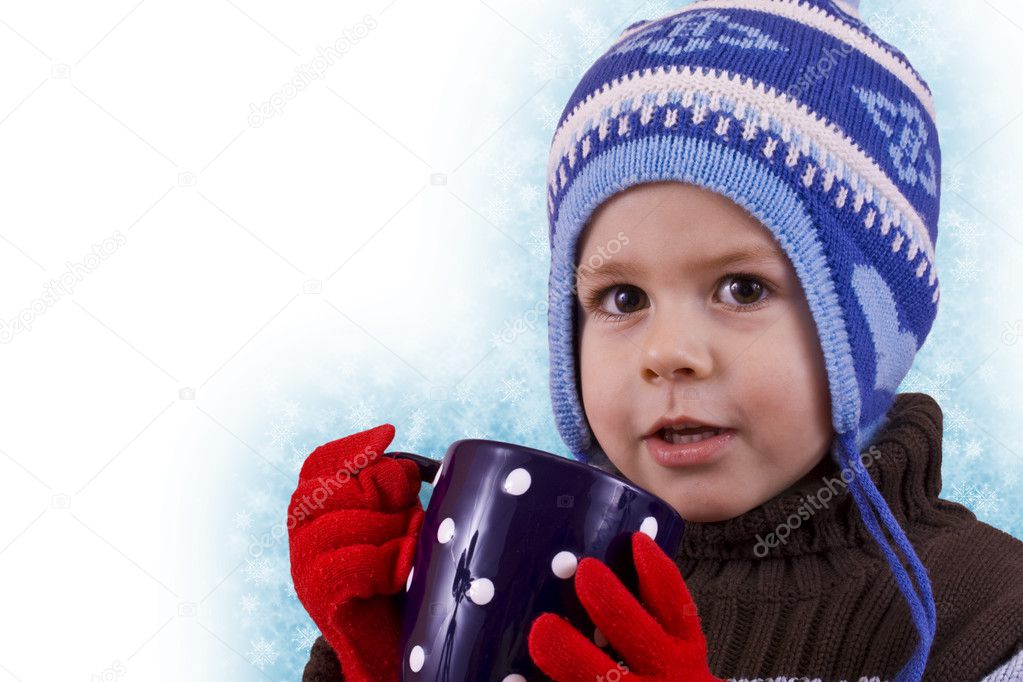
top-left (528, 531), bottom-right (724, 682)
top-left (288, 423), bottom-right (424, 682)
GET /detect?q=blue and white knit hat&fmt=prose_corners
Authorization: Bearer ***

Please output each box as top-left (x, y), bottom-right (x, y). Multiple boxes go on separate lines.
top-left (544, 1), bottom-right (940, 679)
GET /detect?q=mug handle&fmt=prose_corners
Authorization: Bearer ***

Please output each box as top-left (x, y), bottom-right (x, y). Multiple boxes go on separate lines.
top-left (386, 450), bottom-right (442, 485)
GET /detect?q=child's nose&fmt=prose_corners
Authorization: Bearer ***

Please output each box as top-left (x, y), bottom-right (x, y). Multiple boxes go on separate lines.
top-left (639, 310), bottom-right (714, 382)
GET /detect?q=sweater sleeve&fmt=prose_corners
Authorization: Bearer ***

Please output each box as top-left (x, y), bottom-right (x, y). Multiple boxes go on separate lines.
top-left (303, 635), bottom-right (344, 682)
top-left (977, 648), bottom-right (1023, 681)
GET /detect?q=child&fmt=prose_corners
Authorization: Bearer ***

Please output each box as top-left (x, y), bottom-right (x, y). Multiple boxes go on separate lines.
top-left (291, 1), bottom-right (1023, 680)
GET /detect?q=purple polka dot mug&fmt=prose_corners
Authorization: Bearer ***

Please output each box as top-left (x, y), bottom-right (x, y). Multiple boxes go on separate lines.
top-left (388, 438), bottom-right (685, 680)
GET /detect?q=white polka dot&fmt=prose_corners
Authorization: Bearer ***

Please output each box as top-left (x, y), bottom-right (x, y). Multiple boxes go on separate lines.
top-left (640, 516), bottom-right (658, 540)
top-left (406, 566), bottom-right (414, 591)
top-left (551, 551), bottom-right (578, 579)
top-left (502, 675), bottom-right (527, 682)
top-left (594, 627), bottom-right (609, 647)
top-left (409, 645), bottom-right (425, 672)
top-left (437, 517), bottom-right (455, 544)
top-left (468, 578), bottom-right (495, 605)
top-left (503, 467), bottom-right (531, 495)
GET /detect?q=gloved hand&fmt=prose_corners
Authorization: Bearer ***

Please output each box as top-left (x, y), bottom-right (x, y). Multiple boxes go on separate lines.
top-left (528, 531), bottom-right (724, 682)
top-left (288, 423), bottom-right (425, 682)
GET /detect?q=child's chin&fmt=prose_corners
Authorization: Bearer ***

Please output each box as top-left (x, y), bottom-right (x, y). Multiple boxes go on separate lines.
top-left (678, 508), bottom-right (742, 523)
top-left (663, 490), bottom-right (747, 523)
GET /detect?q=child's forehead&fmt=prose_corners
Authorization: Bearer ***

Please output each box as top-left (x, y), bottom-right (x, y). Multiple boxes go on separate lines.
top-left (583, 183), bottom-right (771, 240)
top-left (576, 238), bottom-right (791, 284)
top-left (576, 187), bottom-right (790, 273)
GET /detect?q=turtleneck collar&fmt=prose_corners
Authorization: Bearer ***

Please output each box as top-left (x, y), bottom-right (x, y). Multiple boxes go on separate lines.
top-left (669, 392), bottom-right (947, 560)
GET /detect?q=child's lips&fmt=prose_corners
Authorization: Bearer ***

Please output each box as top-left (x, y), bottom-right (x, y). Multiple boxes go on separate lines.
top-left (643, 414), bottom-right (727, 438)
top-left (643, 428), bottom-right (736, 467)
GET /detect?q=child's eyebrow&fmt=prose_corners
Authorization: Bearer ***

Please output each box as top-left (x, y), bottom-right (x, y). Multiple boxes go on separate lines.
top-left (696, 243), bottom-right (785, 272)
top-left (577, 260), bottom-right (643, 282)
top-left (577, 243), bottom-right (783, 283)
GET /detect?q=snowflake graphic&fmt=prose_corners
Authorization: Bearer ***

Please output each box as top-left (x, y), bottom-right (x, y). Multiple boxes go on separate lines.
top-left (517, 184), bottom-right (546, 212)
top-left (947, 482), bottom-right (1003, 516)
top-left (932, 357), bottom-right (964, 381)
top-left (233, 510), bottom-right (253, 531)
top-left (530, 52), bottom-right (559, 81)
top-left (535, 100), bottom-right (564, 132)
top-left (484, 196), bottom-right (514, 226)
top-left (268, 420), bottom-right (297, 450)
top-left (536, 28), bottom-right (568, 62)
top-left (399, 390), bottom-right (422, 410)
top-left (346, 401), bottom-right (375, 430)
top-left (454, 383), bottom-right (475, 406)
top-left (943, 170), bottom-right (965, 195)
top-left (901, 370), bottom-right (953, 404)
top-left (400, 407), bottom-right (429, 451)
top-left (950, 256), bottom-right (980, 284)
top-left (946, 213), bottom-right (983, 250)
top-left (512, 410), bottom-right (543, 435)
top-left (971, 484), bottom-right (1002, 515)
top-left (499, 376), bottom-right (529, 405)
top-left (411, 406), bottom-right (429, 427)
top-left (578, 27), bottom-right (609, 57)
top-left (963, 439), bottom-right (983, 461)
top-left (487, 159), bottom-right (523, 187)
top-left (240, 593), bottom-right (261, 614)
top-left (866, 9), bottom-right (901, 42)
top-left (491, 324), bottom-right (514, 350)
top-left (292, 624), bottom-right (319, 652)
top-left (948, 481), bottom-right (974, 504)
top-left (525, 226), bottom-right (550, 259)
top-left (243, 557), bottom-right (275, 586)
top-left (247, 637), bottom-right (280, 669)
top-left (568, 8), bottom-right (613, 57)
top-left (903, 14), bottom-right (935, 45)
top-left (943, 406), bottom-right (971, 437)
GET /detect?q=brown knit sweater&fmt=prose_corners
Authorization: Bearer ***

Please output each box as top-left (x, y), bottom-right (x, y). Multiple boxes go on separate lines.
top-left (302, 392), bottom-right (1023, 681)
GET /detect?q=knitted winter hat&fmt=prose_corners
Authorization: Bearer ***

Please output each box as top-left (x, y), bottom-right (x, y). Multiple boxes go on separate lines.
top-left (544, 1), bottom-right (940, 680)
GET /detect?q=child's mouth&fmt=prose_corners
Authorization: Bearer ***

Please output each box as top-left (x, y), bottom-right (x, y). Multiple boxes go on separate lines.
top-left (660, 425), bottom-right (722, 444)
top-left (644, 427), bottom-right (736, 467)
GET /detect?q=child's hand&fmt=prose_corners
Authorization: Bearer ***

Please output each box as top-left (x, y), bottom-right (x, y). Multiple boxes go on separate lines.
top-left (528, 531), bottom-right (724, 682)
top-left (288, 423), bottom-right (424, 682)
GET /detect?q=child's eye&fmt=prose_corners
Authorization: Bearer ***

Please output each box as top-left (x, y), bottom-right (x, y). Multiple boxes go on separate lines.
top-left (585, 284), bottom-right (648, 322)
top-left (716, 273), bottom-right (772, 312)
top-left (583, 274), bottom-right (772, 323)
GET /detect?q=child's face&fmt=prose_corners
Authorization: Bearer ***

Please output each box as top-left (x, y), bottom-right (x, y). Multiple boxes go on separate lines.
top-left (575, 181), bottom-right (834, 522)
